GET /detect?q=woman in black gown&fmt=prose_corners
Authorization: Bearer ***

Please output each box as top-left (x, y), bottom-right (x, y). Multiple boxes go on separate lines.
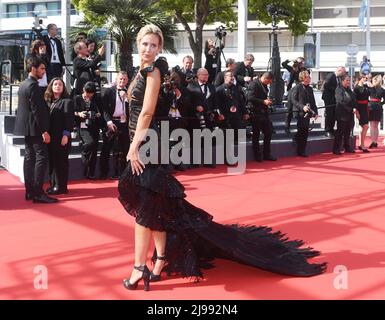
top-left (119, 25), bottom-right (326, 292)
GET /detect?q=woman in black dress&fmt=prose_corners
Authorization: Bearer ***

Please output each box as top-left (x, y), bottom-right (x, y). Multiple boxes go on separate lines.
top-left (204, 39), bottom-right (221, 84)
top-left (119, 25), bottom-right (326, 292)
top-left (45, 78), bottom-right (74, 194)
top-left (354, 74), bottom-right (371, 152)
top-left (368, 75), bottom-right (385, 148)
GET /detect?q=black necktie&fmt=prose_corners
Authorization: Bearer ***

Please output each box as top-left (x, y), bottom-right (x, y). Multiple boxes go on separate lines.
top-left (201, 84), bottom-right (207, 97)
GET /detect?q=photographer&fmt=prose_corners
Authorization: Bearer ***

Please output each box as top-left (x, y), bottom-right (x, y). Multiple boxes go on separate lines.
top-left (204, 38), bottom-right (224, 84)
top-left (214, 58), bottom-right (236, 87)
top-left (234, 54), bottom-right (255, 88)
top-left (157, 71), bottom-right (191, 170)
top-left (187, 68), bottom-right (218, 167)
top-left (216, 70), bottom-right (248, 141)
top-left (42, 24), bottom-right (66, 83)
top-left (282, 57), bottom-right (307, 135)
top-left (74, 81), bottom-right (102, 179)
top-left (99, 72), bottom-right (130, 179)
top-left (173, 55), bottom-right (197, 87)
top-left (72, 41), bottom-right (105, 96)
top-left (247, 72), bottom-right (276, 162)
top-left (87, 39), bottom-right (102, 90)
top-left (292, 71), bottom-right (318, 157)
top-left (360, 55), bottom-right (372, 75)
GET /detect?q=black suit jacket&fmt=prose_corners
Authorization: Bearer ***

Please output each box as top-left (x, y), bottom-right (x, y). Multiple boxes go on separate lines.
top-left (187, 81), bottom-right (217, 115)
top-left (292, 84), bottom-right (318, 117)
top-left (73, 54), bottom-right (102, 95)
top-left (14, 76), bottom-right (50, 136)
top-left (73, 94), bottom-right (103, 129)
top-left (42, 35), bottom-right (66, 66)
top-left (234, 62), bottom-right (254, 87)
top-left (322, 73), bottom-right (338, 104)
top-left (335, 86), bottom-right (356, 122)
top-left (48, 98), bottom-right (75, 143)
top-left (247, 78), bottom-right (270, 115)
top-left (216, 83), bottom-right (246, 117)
top-left (101, 86), bottom-right (129, 123)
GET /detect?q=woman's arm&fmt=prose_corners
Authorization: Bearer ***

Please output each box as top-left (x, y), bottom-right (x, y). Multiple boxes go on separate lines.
top-left (127, 67), bottom-right (161, 175)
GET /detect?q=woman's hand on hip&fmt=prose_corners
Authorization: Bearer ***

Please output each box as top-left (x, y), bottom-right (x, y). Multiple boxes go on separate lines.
top-left (127, 147), bottom-right (145, 176)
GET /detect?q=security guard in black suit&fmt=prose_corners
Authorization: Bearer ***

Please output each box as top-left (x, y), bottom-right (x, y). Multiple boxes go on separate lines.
top-left (13, 56), bottom-right (58, 203)
top-left (247, 72), bottom-right (277, 162)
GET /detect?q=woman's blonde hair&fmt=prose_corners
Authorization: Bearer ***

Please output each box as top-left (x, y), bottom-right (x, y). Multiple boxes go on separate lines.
top-left (136, 24), bottom-right (164, 51)
top-left (128, 25), bottom-right (164, 102)
top-left (372, 74), bottom-right (383, 88)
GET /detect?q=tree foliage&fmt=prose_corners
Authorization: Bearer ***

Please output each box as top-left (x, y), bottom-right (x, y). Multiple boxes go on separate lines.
top-left (158, 0), bottom-right (237, 68)
top-left (72, 0), bottom-right (177, 71)
top-left (249, 0), bottom-right (312, 36)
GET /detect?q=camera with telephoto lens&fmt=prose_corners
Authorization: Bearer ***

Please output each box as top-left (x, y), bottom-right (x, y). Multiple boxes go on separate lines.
top-left (266, 4), bottom-right (291, 18)
top-left (215, 25), bottom-right (227, 40)
top-left (85, 110), bottom-right (97, 127)
top-left (32, 16), bottom-right (44, 40)
top-left (304, 103), bottom-right (316, 118)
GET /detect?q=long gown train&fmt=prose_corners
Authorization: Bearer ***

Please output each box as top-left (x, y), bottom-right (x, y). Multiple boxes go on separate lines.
top-left (118, 163), bottom-right (327, 279)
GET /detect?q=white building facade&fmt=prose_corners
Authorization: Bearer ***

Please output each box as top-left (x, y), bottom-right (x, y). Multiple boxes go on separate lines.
top-left (1, 0), bottom-right (385, 80)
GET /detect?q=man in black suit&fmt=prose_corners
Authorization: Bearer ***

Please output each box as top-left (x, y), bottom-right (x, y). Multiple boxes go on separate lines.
top-left (214, 58), bottom-right (237, 87)
top-left (234, 54), bottom-right (255, 88)
top-left (174, 55), bottom-right (197, 87)
top-left (13, 56), bottom-right (58, 203)
top-left (216, 70), bottom-right (248, 142)
top-left (322, 66), bottom-right (347, 137)
top-left (42, 24), bottom-right (66, 83)
top-left (292, 71), bottom-right (318, 157)
top-left (99, 72), bottom-right (130, 179)
top-left (247, 72), bottom-right (277, 162)
top-left (72, 41), bottom-right (104, 96)
top-left (187, 68), bottom-right (219, 167)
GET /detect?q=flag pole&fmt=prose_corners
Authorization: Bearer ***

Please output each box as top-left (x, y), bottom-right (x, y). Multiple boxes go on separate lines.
top-left (366, 0), bottom-right (371, 59)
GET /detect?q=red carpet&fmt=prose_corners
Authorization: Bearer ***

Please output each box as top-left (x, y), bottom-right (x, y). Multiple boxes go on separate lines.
top-left (1, 141), bottom-right (385, 300)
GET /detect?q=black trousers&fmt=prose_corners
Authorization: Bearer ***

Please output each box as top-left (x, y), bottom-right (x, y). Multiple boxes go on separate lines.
top-left (79, 127), bottom-right (99, 177)
top-left (99, 121), bottom-right (130, 177)
top-left (48, 139), bottom-right (71, 191)
top-left (224, 113), bottom-right (243, 144)
top-left (285, 88), bottom-right (294, 129)
top-left (295, 116), bottom-right (310, 155)
top-left (333, 119), bottom-right (353, 152)
top-left (24, 136), bottom-right (49, 196)
top-left (324, 99), bottom-right (336, 133)
top-left (47, 63), bottom-right (63, 83)
top-left (251, 114), bottom-right (273, 159)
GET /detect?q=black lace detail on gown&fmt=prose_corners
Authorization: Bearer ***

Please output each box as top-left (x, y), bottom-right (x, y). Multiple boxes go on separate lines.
top-left (118, 61), bottom-right (327, 280)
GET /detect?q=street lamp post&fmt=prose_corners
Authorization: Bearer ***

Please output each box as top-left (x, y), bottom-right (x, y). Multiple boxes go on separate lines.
top-left (267, 5), bottom-right (285, 107)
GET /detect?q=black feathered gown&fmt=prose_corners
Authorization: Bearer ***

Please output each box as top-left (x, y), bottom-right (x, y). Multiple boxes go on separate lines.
top-left (118, 66), bottom-right (327, 280)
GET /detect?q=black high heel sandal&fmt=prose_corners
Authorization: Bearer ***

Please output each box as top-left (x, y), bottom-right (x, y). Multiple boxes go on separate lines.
top-left (150, 256), bottom-right (167, 282)
top-left (123, 265), bottom-right (150, 291)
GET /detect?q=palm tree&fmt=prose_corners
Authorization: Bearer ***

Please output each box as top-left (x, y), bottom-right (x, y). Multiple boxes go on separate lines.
top-left (73, 0), bottom-right (177, 72)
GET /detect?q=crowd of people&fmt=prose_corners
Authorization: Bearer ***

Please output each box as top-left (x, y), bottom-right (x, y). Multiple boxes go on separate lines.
top-left (14, 25), bottom-right (385, 204)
